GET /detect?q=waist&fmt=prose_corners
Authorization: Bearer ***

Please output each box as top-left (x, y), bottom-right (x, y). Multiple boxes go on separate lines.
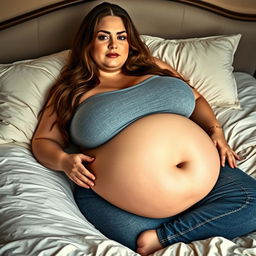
top-left (81, 114), bottom-right (220, 217)
top-left (84, 113), bottom-right (217, 164)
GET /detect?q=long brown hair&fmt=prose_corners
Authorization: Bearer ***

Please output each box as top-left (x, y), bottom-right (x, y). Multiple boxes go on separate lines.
top-left (47, 2), bottom-right (184, 144)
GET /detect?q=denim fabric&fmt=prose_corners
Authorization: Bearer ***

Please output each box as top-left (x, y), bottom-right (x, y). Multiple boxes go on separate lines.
top-left (74, 165), bottom-right (256, 251)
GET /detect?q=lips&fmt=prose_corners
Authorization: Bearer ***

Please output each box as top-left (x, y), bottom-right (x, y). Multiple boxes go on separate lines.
top-left (106, 53), bottom-right (120, 58)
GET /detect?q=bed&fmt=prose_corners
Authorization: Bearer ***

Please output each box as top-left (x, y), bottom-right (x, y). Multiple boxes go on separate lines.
top-left (0, 0), bottom-right (255, 255)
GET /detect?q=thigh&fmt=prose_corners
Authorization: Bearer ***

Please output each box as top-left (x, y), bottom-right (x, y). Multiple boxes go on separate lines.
top-left (199, 165), bottom-right (256, 205)
top-left (157, 166), bottom-right (256, 246)
top-left (74, 186), bottom-right (172, 251)
top-left (190, 165), bottom-right (256, 231)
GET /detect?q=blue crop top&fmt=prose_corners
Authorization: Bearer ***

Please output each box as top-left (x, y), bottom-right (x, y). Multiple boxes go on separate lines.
top-left (70, 76), bottom-right (195, 149)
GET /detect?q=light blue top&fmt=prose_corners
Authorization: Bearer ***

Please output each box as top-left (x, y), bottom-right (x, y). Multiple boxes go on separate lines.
top-left (70, 75), bottom-right (195, 149)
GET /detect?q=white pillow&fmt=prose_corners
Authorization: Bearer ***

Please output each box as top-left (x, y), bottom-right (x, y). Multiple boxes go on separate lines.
top-left (0, 50), bottom-right (69, 147)
top-left (0, 34), bottom-right (241, 147)
top-left (141, 34), bottom-right (241, 108)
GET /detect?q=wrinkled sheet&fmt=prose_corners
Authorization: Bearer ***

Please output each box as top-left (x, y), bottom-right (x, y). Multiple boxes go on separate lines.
top-left (214, 72), bottom-right (256, 177)
top-left (0, 145), bottom-right (137, 256)
top-left (0, 72), bottom-right (255, 256)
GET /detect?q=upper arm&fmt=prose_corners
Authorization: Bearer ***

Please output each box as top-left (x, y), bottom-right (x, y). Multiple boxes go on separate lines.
top-left (32, 101), bottom-right (66, 148)
top-left (153, 57), bottom-right (178, 75)
top-left (153, 57), bottom-right (201, 100)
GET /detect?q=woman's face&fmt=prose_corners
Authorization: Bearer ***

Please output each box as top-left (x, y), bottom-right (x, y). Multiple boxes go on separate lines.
top-left (91, 15), bottom-right (129, 74)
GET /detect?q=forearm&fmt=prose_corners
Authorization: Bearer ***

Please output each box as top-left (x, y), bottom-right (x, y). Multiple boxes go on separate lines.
top-left (32, 138), bottom-right (67, 171)
top-left (190, 95), bottom-right (221, 134)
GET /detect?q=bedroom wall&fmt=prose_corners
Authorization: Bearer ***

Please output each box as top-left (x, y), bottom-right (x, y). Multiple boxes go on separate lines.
top-left (203, 0), bottom-right (256, 14)
top-left (0, 0), bottom-right (63, 21)
top-left (0, 0), bottom-right (256, 22)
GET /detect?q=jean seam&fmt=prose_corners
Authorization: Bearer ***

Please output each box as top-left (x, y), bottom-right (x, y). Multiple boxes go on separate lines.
top-left (159, 175), bottom-right (252, 245)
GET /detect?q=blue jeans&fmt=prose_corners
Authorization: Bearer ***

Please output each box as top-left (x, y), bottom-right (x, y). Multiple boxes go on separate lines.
top-left (74, 166), bottom-right (256, 251)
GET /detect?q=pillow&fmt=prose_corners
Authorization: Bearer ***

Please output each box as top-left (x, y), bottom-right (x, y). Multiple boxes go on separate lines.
top-left (141, 34), bottom-right (241, 108)
top-left (0, 34), bottom-right (241, 147)
top-left (0, 50), bottom-right (69, 147)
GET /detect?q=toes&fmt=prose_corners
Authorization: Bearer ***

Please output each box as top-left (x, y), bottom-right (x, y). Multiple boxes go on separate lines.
top-left (136, 248), bottom-right (148, 256)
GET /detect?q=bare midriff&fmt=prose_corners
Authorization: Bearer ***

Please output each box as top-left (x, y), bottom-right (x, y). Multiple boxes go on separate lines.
top-left (83, 114), bottom-right (220, 218)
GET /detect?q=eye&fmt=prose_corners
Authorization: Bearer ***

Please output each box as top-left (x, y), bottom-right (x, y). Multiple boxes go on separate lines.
top-left (118, 35), bottom-right (127, 41)
top-left (97, 35), bottom-right (109, 40)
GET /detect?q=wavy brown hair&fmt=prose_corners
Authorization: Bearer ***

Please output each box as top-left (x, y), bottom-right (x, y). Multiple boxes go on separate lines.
top-left (46, 2), bottom-right (184, 144)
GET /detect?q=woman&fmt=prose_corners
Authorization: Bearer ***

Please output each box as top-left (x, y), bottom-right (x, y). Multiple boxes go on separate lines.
top-left (32, 2), bottom-right (256, 255)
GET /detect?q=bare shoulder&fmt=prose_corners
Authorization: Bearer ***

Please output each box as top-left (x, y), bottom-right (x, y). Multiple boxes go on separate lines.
top-left (153, 57), bottom-right (201, 99)
top-left (153, 57), bottom-right (168, 67)
top-left (153, 57), bottom-right (177, 73)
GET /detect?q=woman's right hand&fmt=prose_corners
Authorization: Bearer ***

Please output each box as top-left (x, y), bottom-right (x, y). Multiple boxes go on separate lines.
top-left (61, 153), bottom-right (95, 188)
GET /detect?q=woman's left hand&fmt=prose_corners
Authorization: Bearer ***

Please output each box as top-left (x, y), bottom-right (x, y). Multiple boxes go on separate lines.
top-left (210, 128), bottom-right (241, 168)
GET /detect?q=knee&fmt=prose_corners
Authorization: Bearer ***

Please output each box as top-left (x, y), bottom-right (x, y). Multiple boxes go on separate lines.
top-left (247, 184), bottom-right (256, 213)
top-left (226, 173), bottom-right (256, 218)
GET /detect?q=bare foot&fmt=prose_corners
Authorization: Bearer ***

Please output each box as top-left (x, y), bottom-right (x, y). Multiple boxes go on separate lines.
top-left (136, 229), bottom-right (164, 255)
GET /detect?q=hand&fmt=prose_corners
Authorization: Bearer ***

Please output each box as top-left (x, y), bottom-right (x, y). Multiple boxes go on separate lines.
top-left (61, 153), bottom-right (95, 188)
top-left (209, 128), bottom-right (241, 168)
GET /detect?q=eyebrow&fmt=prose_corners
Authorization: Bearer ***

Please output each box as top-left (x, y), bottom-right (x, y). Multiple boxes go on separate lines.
top-left (97, 30), bottom-right (127, 35)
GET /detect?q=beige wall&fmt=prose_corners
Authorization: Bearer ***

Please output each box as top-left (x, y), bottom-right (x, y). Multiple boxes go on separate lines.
top-left (203, 0), bottom-right (256, 14)
top-left (0, 0), bottom-right (256, 22)
top-left (0, 0), bottom-right (63, 22)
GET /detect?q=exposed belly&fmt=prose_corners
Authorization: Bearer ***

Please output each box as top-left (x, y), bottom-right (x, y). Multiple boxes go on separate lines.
top-left (83, 114), bottom-right (220, 218)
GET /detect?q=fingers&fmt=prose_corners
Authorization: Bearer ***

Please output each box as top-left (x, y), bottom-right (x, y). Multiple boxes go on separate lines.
top-left (68, 166), bottom-right (95, 189)
top-left (211, 134), bottom-right (241, 169)
top-left (220, 152), bottom-right (226, 168)
top-left (71, 170), bottom-right (95, 189)
top-left (80, 164), bottom-right (96, 182)
top-left (80, 154), bottom-right (95, 163)
top-left (64, 153), bottom-right (96, 189)
top-left (220, 148), bottom-right (239, 169)
top-left (226, 152), bottom-right (237, 168)
top-left (233, 151), bottom-right (241, 161)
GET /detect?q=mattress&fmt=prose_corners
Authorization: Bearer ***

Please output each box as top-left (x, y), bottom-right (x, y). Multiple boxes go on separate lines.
top-left (0, 72), bottom-right (255, 256)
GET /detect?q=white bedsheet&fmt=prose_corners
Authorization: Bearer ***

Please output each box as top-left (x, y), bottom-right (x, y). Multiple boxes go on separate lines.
top-left (0, 72), bottom-right (255, 256)
top-left (214, 72), bottom-right (256, 177)
top-left (0, 145), bottom-right (136, 256)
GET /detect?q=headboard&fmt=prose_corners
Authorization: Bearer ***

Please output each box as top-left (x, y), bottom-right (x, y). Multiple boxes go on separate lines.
top-left (0, 0), bottom-right (255, 76)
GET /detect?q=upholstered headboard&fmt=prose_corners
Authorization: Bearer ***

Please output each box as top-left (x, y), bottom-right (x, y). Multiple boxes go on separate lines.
top-left (0, 0), bottom-right (255, 76)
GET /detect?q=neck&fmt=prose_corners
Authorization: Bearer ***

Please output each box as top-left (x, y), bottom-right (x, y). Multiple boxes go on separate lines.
top-left (98, 69), bottom-right (123, 80)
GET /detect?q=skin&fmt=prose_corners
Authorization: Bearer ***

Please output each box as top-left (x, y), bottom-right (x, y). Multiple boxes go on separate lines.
top-left (83, 113), bottom-right (220, 218)
top-left (32, 16), bottom-right (241, 256)
top-left (91, 18), bottom-right (129, 74)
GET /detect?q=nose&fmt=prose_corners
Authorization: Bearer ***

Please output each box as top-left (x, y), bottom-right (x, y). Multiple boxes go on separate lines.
top-left (108, 37), bottom-right (117, 49)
